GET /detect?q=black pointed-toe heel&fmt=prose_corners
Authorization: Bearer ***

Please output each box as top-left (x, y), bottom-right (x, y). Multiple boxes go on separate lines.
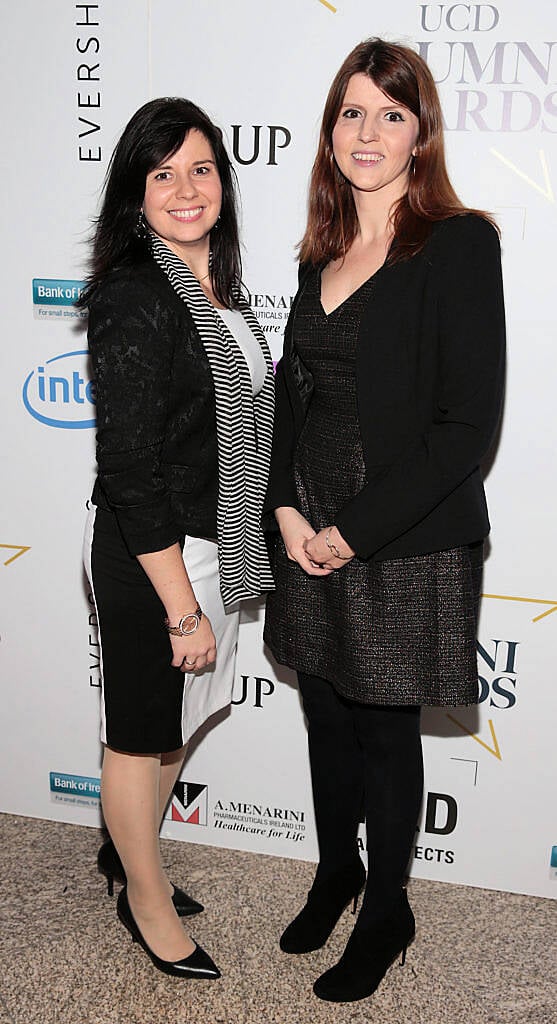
top-left (97, 839), bottom-right (204, 916)
top-left (280, 860), bottom-right (367, 954)
top-left (116, 887), bottom-right (220, 979)
top-left (97, 839), bottom-right (122, 897)
top-left (313, 890), bottom-right (415, 1003)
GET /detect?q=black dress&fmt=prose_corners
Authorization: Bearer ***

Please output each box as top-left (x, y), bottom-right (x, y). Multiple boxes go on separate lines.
top-left (264, 268), bottom-right (481, 706)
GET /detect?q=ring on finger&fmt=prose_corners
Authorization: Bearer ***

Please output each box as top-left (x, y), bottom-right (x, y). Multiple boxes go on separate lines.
top-left (184, 657), bottom-right (195, 666)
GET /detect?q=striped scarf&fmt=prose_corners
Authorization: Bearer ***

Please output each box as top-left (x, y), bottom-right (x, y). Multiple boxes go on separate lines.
top-left (150, 236), bottom-right (275, 609)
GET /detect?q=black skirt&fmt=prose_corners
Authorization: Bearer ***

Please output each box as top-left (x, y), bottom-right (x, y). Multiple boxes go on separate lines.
top-left (83, 505), bottom-right (239, 753)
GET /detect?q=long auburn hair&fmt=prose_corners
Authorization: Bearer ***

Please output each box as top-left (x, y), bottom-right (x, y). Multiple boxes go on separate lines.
top-left (299, 38), bottom-right (494, 266)
top-left (78, 97), bottom-right (242, 309)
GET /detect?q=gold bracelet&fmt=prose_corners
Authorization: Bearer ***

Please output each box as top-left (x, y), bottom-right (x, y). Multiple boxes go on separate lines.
top-left (325, 527), bottom-right (352, 560)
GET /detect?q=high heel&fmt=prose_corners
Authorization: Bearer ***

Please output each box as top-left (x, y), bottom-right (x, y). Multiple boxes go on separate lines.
top-left (116, 887), bottom-right (220, 979)
top-left (280, 860), bottom-right (366, 954)
top-left (97, 838), bottom-right (204, 916)
top-left (313, 890), bottom-right (415, 1002)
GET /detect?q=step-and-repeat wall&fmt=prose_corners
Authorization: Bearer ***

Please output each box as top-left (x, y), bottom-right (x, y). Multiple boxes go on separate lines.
top-left (2, 1), bottom-right (556, 899)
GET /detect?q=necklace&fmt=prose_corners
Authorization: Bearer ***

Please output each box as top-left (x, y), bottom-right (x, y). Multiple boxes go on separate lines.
top-left (197, 271), bottom-right (210, 283)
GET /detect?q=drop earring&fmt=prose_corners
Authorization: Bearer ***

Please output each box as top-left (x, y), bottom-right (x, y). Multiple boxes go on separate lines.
top-left (135, 209), bottom-right (148, 239)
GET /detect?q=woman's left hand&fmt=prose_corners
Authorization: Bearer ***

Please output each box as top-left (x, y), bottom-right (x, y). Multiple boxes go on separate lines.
top-left (304, 525), bottom-right (355, 571)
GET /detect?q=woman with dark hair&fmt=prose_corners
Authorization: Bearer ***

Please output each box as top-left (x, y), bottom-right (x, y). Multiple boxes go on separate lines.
top-left (264, 38), bottom-right (505, 1002)
top-left (80, 97), bottom-right (274, 979)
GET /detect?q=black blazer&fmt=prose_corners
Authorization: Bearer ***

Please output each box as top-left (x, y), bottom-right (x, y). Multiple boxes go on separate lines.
top-left (266, 214), bottom-right (506, 560)
top-left (89, 257), bottom-right (219, 555)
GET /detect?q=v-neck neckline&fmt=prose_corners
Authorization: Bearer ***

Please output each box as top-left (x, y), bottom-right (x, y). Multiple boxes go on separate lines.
top-left (318, 265), bottom-right (380, 318)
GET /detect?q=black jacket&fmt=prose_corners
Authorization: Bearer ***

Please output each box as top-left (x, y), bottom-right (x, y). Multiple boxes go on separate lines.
top-left (265, 215), bottom-right (506, 560)
top-left (89, 257), bottom-right (218, 554)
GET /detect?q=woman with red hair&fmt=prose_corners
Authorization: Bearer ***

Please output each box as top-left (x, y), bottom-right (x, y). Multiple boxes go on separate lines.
top-left (264, 38), bottom-right (505, 1003)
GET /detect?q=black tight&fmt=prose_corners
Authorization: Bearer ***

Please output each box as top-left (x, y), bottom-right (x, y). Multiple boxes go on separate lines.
top-left (298, 672), bottom-right (423, 926)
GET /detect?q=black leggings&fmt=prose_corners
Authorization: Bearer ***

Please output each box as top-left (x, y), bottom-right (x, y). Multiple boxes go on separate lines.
top-left (298, 672), bottom-right (423, 926)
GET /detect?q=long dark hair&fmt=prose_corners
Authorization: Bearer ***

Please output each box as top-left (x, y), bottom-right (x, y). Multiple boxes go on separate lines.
top-left (78, 97), bottom-right (242, 308)
top-left (300, 38), bottom-right (495, 266)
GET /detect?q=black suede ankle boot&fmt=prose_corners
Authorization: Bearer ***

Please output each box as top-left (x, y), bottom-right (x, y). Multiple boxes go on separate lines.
top-left (313, 889), bottom-right (415, 1002)
top-left (280, 860), bottom-right (366, 954)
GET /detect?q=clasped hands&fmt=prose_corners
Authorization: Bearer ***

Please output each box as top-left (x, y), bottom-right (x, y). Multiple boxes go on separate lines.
top-left (275, 507), bottom-right (355, 576)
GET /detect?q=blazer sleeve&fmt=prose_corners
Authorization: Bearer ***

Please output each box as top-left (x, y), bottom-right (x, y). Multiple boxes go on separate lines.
top-left (88, 274), bottom-right (183, 555)
top-left (263, 356), bottom-right (299, 516)
top-left (334, 216), bottom-right (506, 558)
top-left (263, 261), bottom-right (315, 519)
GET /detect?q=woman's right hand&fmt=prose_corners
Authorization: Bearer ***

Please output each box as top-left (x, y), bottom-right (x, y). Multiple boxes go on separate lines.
top-left (169, 616), bottom-right (217, 673)
top-left (275, 507), bottom-right (333, 577)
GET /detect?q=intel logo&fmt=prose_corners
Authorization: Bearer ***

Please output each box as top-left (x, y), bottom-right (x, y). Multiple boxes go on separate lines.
top-left (23, 350), bottom-right (96, 429)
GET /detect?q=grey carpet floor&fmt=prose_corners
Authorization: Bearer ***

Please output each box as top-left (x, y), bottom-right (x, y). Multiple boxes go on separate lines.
top-left (0, 813), bottom-right (555, 1024)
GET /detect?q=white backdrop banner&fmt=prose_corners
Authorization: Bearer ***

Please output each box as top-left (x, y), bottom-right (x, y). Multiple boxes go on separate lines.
top-left (1, 0), bottom-right (556, 899)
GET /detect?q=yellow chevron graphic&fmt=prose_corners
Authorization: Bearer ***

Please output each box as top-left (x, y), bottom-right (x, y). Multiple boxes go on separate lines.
top-left (317, 0), bottom-right (337, 11)
top-left (446, 715), bottom-right (502, 761)
top-left (482, 592), bottom-right (557, 623)
top-left (490, 148), bottom-right (554, 204)
top-left (1, 544), bottom-right (31, 566)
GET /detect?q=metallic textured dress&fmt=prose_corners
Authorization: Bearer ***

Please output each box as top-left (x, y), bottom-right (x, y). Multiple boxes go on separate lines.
top-left (264, 268), bottom-right (481, 706)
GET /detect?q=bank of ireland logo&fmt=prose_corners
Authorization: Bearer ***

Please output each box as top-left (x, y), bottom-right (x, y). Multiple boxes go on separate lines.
top-left (167, 782), bottom-right (208, 825)
top-left (22, 350), bottom-right (96, 429)
top-left (32, 278), bottom-right (86, 322)
top-left (49, 771), bottom-right (100, 808)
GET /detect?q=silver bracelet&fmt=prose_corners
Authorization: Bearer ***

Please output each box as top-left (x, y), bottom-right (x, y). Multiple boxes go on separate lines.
top-left (325, 527), bottom-right (352, 560)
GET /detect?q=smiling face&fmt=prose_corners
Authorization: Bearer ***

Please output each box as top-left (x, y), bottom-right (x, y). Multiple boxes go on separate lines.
top-left (142, 129), bottom-right (222, 259)
top-left (332, 73), bottom-right (420, 204)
